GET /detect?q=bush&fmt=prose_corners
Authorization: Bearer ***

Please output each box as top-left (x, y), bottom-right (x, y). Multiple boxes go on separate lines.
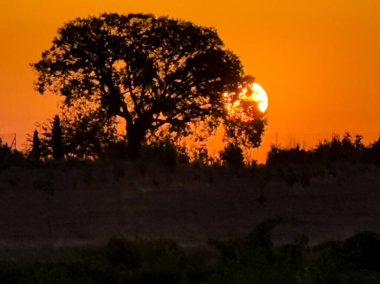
top-left (1, 228), bottom-right (380, 283)
top-left (267, 133), bottom-right (380, 167)
top-left (0, 142), bottom-right (25, 168)
top-left (140, 141), bottom-right (179, 167)
top-left (220, 143), bottom-right (244, 168)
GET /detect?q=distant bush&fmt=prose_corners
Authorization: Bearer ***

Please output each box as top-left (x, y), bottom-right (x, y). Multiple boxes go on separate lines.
top-left (312, 231), bottom-right (380, 283)
top-left (0, 139), bottom-right (25, 168)
top-left (102, 140), bottom-right (188, 167)
top-left (220, 143), bottom-right (244, 168)
top-left (267, 145), bottom-right (310, 166)
top-left (102, 141), bottom-right (130, 160)
top-left (267, 133), bottom-right (380, 167)
top-left (139, 141), bottom-right (182, 167)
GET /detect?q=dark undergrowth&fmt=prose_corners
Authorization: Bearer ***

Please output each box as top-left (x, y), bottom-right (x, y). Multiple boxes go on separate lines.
top-left (0, 219), bottom-right (379, 284)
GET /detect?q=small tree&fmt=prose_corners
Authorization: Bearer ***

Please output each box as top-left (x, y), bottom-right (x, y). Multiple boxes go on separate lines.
top-left (52, 115), bottom-right (64, 160)
top-left (220, 143), bottom-right (244, 167)
top-left (60, 104), bottom-right (121, 159)
top-left (31, 130), bottom-right (41, 161)
top-left (32, 109), bottom-right (120, 160)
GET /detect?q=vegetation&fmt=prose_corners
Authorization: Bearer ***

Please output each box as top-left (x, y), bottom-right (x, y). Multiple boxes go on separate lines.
top-left (31, 130), bottom-right (41, 161)
top-left (32, 110), bottom-right (121, 160)
top-left (1, 10), bottom-right (378, 284)
top-left (52, 115), bottom-right (64, 160)
top-left (1, 133), bottom-right (380, 283)
top-left (0, 221), bottom-right (379, 283)
top-left (267, 133), bottom-right (380, 166)
top-left (0, 138), bottom-right (25, 168)
top-left (32, 13), bottom-right (265, 158)
top-left (260, 133), bottom-right (380, 187)
top-left (220, 142), bottom-right (244, 167)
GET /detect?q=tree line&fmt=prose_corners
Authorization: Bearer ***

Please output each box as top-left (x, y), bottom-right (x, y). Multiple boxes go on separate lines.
top-left (267, 133), bottom-right (380, 166)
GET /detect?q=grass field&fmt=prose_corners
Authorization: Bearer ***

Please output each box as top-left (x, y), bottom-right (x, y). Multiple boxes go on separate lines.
top-left (0, 160), bottom-right (379, 258)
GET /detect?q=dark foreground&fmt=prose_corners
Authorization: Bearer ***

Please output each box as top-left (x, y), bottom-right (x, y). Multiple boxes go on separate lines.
top-left (0, 160), bottom-right (380, 282)
top-left (0, 160), bottom-right (379, 252)
top-left (1, 222), bottom-right (380, 284)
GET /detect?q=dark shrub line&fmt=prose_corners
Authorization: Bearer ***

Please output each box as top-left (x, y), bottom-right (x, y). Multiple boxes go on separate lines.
top-left (0, 220), bottom-right (380, 283)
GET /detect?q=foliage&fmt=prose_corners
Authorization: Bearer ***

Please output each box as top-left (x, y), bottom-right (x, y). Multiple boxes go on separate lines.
top-left (223, 75), bottom-right (267, 148)
top-left (267, 133), bottom-right (380, 166)
top-left (267, 145), bottom-right (310, 166)
top-left (30, 110), bottom-right (121, 160)
top-left (52, 115), bottom-right (64, 160)
top-left (139, 140), bottom-right (184, 167)
top-left (33, 13), bottom-right (266, 157)
top-left (220, 143), bottom-right (244, 167)
top-left (31, 130), bottom-right (41, 161)
top-left (1, 221), bottom-right (380, 283)
top-left (0, 138), bottom-right (25, 168)
top-left (60, 106), bottom-right (121, 159)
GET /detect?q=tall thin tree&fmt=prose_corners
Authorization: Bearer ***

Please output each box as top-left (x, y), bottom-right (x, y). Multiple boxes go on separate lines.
top-left (31, 130), bottom-right (41, 161)
top-left (52, 115), bottom-right (64, 160)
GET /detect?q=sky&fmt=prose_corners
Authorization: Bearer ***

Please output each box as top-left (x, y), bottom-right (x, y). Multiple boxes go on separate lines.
top-left (0, 0), bottom-right (380, 161)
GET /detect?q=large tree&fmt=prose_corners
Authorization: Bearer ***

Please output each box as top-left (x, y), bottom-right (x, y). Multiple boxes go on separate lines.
top-left (33, 13), bottom-right (262, 157)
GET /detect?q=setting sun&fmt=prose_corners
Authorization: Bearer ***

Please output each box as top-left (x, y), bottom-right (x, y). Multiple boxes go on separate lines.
top-left (223, 82), bottom-right (268, 123)
top-left (252, 83), bottom-right (268, 113)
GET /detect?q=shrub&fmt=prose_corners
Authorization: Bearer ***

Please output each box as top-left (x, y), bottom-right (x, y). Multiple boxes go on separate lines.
top-left (220, 143), bottom-right (244, 168)
top-left (0, 142), bottom-right (25, 168)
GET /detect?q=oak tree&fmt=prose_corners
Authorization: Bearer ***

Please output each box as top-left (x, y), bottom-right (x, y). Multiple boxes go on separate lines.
top-left (33, 13), bottom-right (263, 157)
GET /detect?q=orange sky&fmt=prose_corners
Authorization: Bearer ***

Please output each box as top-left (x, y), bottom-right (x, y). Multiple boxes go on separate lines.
top-left (1, 0), bottom-right (380, 161)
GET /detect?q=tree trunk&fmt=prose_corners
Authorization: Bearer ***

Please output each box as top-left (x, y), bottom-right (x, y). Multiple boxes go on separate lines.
top-left (126, 123), bottom-right (145, 159)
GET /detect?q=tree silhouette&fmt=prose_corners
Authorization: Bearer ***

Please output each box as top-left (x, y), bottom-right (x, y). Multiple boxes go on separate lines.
top-left (52, 115), bottom-right (64, 160)
top-left (31, 130), bottom-right (41, 161)
top-left (223, 75), bottom-right (267, 148)
top-left (32, 109), bottom-right (120, 160)
top-left (32, 13), bottom-right (252, 157)
top-left (220, 143), bottom-right (244, 167)
top-left (60, 102), bottom-right (121, 159)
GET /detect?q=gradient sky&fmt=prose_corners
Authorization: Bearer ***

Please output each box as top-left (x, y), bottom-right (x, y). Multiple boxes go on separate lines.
top-left (1, 0), bottom-right (380, 160)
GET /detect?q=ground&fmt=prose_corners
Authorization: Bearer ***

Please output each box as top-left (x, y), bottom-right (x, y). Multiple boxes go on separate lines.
top-left (0, 161), bottom-right (379, 258)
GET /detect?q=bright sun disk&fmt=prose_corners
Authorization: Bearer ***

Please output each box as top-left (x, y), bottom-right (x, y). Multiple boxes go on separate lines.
top-left (252, 83), bottom-right (268, 113)
top-left (223, 82), bottom-right (268, 123)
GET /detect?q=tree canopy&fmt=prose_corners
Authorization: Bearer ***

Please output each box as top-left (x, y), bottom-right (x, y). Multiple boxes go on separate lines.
top-left (33, 13), bottom-right (265, 157)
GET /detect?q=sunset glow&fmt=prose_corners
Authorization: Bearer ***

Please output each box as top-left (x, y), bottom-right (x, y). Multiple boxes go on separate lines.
top-left (0, 0), bottom-right (379, 164)
top-left (223, 82), bottom-right (268, 123)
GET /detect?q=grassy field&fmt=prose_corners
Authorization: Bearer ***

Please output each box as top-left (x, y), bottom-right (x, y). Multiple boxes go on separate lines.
top-left (0, 159), bottom-right (379, 257)
top-left (0, 157), bottom-right (380, 282)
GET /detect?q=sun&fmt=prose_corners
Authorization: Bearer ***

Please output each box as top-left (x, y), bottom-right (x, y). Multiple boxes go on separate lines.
top-left (252, 83), bottom-right (268, 113)
top-left (223, 82), bottom-right (268, 123)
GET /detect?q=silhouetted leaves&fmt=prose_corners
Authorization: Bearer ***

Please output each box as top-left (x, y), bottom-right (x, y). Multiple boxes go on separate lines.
top-left (0, 138), bottom-right (25, 168)
top-left (267, 133), bottom-right (380, 166)
top-left (52, 115), bottom-right (64, 160)
top-left (30, 109), bottom-right (120, 160)
top-left (220, 143), bottom-right (244, 167)
top-left (32, 13), bottom-right (262, 157)
top-left (31, 130), bottom-right (41, 161)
